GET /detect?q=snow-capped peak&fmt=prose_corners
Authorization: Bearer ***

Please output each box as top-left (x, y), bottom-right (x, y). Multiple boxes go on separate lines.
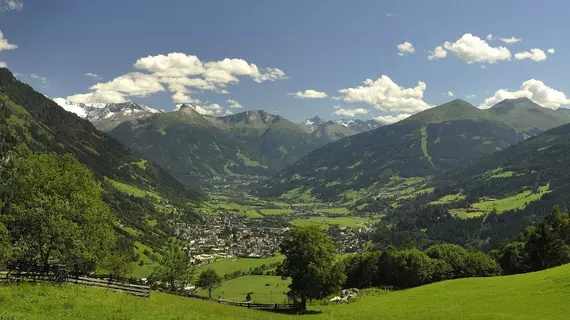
top-left (52, 98), bottom-right (163, 130)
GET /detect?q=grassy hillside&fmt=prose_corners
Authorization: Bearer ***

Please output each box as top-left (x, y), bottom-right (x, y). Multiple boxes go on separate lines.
top-left (261, 100), bottom-right (526, 201)
top-left (2, 263), bottom-right (570, 319)
top-left (0, 68), bottom-right (202, 203)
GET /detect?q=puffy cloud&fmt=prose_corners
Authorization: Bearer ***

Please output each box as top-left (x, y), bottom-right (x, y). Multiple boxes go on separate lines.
top-left (171, 91), bottom-right (200, 104)
top-left (486, 34), bottom-right (495, 40)
top-left (397, 42), bottom-right (415, 56)
top-left (0, 61), bottom-right (6, 68)
top-left (428, 46), bottom-right (447, 60)
top-left (290, 89), bottom-right (328, 99)
top-left (90, 72), bottom-right (164, 96)
top-left (0, 31), bottom-right (17, 51)
top-left (337, 75), bottom-right (430, 113)
top-left (514, 48), bottom-right (547, 62)
top-left (480, 79), bottom-right (570, 109)
top-left (134, 53), bottom-right (204, 77)
top-left (466, 94), bottom-right (476, 99)
top-left (443, 33), bottom-right (511, 64)
top-left (548, 48), bottom-right (555, 54)
top-left (499, 37), bottom-right (522, 45)
top-left (85, 73), bottom-right (101, 79)
top-left (375, 113), bottom-right (410, 124)
top-left (442, 91), bottom-right (454, 97)
top-left (226, 99), bottom-right (243, 109)
top-left (333, 106), bottom-right (369, 117)
top-left (70, 52), bottom-right (286, 105)
top-left (0, 0), bottom-right (23, 11)
top-left (67, 90), bottom-right (127, 104)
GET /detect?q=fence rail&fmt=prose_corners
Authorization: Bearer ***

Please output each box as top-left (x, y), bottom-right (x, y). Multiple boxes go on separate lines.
top-left (0, 267), bottom-right (150, 298)
top-left (217, 299), bottom-right (302, 311)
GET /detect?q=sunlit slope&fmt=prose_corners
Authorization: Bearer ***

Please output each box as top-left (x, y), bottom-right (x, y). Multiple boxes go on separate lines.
top-left (2, 263), bottom-right (570, 319)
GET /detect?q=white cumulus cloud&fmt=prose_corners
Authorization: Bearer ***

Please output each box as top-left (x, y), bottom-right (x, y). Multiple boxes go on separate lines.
top-left (480, 79), bottom-right (570, 109)
top-left (466, 94), bottom-right (476, 99)
top-left (486, 34), bottom-right (496, 40)
top-left (499, 37), bottom-right (522, 45)
top-left (67, 90), bottom-right (127, 104)
top-left (0, 0), bottom-right (23, 11)
top-left (514, 48), bottom-right (547, 62)
top-left (337, 75), bottom-right (430, 113)
top-left (428, 46), bottom-right (447, 60)
top-left (333, 106), bottom-right (370, 117)
top-left (226, 99), bottom-right (243, 109)
top-left (443, 33), bottom-right (511, 64)
top-left (0, 31), bottom-right (17, 51)
top-left (397, 42), bottom-right (415, 56)
top-left (375, 113), bottom-right (410, 124)
top-left (91, 72), bottom-right (165, 97)
top-left (0, 61), bottom-right (6, 68)
top-left (442, 91), bottom-right (454, 97)
top-left (290, 89), bottom-right (328, 99)
top-left (547, 48), bottom-right (555, 54)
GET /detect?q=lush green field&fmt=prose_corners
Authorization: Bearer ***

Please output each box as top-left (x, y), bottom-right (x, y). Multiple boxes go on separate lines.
top-left (105, 177), bottom-right (161, 200)
top-left (472, 184), bottom-right (550, 213)
top-left (260, 208), bottom-right (294, 215)
top-left (195, 255), bottom-right (284, 277)
top-left (289, 217), bottom-right (372, 229)
top-left (195, 275), bottom-right (291, 303)
top-left (3, 263), bottom-right (570, 319)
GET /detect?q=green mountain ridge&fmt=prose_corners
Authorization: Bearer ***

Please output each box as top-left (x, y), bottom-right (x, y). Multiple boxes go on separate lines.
top-left (260, 99), bottom-right (570, 200)
top-left (0, 68), bottom-right (201, 203)
top-left (110, 106), bottom-right (273, 184)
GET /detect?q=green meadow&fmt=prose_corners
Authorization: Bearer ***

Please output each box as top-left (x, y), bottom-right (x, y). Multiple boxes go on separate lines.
top-left (2, 262), bottom-right (570, 319)
top-left (195, 255), bottom-right (284, 277)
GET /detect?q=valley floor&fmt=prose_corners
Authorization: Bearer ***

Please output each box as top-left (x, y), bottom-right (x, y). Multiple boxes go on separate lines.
top-left (2, 263), bottom-right (570, 319)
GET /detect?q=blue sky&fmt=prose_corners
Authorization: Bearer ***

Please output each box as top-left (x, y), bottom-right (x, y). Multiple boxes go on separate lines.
top-left (1, 0), bottom-right (569, 122)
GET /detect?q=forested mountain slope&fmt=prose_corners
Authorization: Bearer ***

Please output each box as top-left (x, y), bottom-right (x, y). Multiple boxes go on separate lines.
top-left (0, 68), bottom-right (202, 203)
top-left (261, 100), bottom-right (527, 199)
top-left (111, 106), bottom-right (273, 184)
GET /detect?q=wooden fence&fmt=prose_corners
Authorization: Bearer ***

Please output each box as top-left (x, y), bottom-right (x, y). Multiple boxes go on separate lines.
top-left (217, 299), bottom-right (303, 311)
top-left (0, 265), bottom-right (150, 298)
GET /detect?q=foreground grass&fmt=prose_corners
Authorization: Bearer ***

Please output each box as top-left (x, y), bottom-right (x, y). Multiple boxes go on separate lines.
top-left (3, 263), bottom-right (570, 319)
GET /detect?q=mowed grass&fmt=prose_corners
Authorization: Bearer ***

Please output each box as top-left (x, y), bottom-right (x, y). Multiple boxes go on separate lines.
top-left (289, 216), bottom-right (372, 229)
top-left (195, 275), bottom-right (291, 303)
top-left (195, 255), bottom-right (284, 277)
top-left (472, 184), bottom-right (550, 213)
top-left (317, 207), bottom-right (350, 214)
top-left (3, 263), bottom-right (570, 319)
top-left (105, 177), bottom-right (161, 200)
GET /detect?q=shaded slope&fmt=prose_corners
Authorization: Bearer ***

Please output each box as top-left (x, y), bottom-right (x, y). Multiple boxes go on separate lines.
top-left (111, 106), bottom-right (272, 184)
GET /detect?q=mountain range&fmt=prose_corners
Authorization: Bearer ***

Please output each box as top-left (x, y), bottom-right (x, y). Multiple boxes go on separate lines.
top-left (299, 115), bottom-right (383, 140)
top-left (260, 98), bottom-right (570, 200)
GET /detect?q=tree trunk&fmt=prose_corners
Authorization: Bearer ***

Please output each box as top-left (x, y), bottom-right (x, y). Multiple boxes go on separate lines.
top-left (301, 297), bottom-right (307, 310)
top-left (208, 288), bottom-right (212, 299)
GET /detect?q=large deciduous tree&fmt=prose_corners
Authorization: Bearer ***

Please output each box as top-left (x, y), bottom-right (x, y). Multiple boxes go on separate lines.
top-left (154, 248), bottom-right (195, 291)
top-left (0, 222), bottom-right (10, 264)
top-left (1, 153), bottom-right (115, 271)
top-left (196, 269), bottom-right (222, 299)
top-left (279, 226), bottom-right (345, 309)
